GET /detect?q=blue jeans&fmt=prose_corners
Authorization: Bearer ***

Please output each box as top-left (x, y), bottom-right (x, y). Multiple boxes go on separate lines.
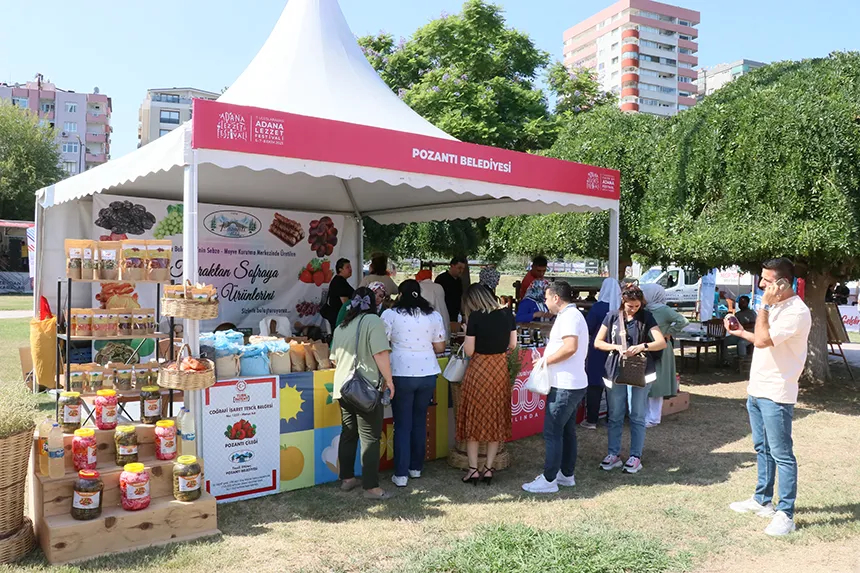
top-left (391, 374), bottom-right (437, 478)
top-left (607, 382), bottom-right (650, 458)
top-left (747, 395), bottom-right (797, 518)
top-left (543, 387), bottom-right (587, 481)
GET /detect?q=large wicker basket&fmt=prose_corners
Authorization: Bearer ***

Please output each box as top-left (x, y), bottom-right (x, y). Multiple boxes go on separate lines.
top-left (161, 297), bottom-right (219, 320)
top-left (0, 517), bottom-right (34, 564)
top-left (158, 344), bottom-right (215, 391)
top-left (0, 428), bottom-right (34, 538)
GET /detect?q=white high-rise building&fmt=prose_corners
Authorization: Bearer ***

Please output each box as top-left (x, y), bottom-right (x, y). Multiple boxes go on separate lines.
top-left (696, 59), bottom-right (766, 98)
top-left (138, 87), bottom-right (219, 147)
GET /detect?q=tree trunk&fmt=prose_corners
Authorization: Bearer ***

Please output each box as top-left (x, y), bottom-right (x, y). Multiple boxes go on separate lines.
top-left (619, 255), bottom-right (632, 281)
top-left (802, 271), bottom-right (832, 384)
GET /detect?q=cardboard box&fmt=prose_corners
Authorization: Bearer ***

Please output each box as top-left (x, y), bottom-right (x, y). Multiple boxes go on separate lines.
top-left (662, 391), bottom-right (690, 416)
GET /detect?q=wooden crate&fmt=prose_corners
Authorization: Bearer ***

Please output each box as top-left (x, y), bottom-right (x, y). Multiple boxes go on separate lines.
top-left (662, 391), bottom-right (690, 417)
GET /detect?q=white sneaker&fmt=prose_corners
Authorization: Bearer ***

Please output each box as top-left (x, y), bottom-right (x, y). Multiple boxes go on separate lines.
top-left (764, 511), bottom-right (796, 536)
top-left (580, 421), bottom-right (597, 430)
top-left (522, 474), bottom-right (559, 493)
top-left (408, 470), bottom-right (421, 479)
top-left (600, 454), bottom-right (623, 471)
top-left (730, 496), bottom-right (776, 518)
top-left (556, 473), bottom-right (576, 487)
top-left (623, 456), bottom-right (643, 474)
top-left (391, 475), bottom-right (408, 488)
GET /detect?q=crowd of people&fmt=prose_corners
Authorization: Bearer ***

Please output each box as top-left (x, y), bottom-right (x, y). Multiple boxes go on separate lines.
top-left (323, 254), bottom-right (811, 537)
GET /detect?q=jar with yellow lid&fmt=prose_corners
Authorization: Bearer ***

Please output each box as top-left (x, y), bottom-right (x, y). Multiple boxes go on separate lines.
top-left (173, 455), bottom-right (202, 501)
top-left (94, 389), bottom-right (118, 430)
top-left (59, 391), bottom-right (82, 433)
top-left (114, 425), bottom-right (138, 465)
top-left (155, 419), bottom-right (177, 460)
top-left (139, 385), bottom-right (162, 424)
top-left (119, 463), bottom-right (150, 510)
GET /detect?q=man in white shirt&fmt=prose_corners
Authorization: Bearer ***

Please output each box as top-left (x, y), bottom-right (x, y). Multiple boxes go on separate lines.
top-left (416, 270), bottom-right (451, 338)
top-left (724, 258), bottom-right (811, 536)
top-left (522, 281), bottom-right (589, 494)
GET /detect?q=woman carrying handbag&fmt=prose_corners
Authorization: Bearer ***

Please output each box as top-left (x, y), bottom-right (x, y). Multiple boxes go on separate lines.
top-left (593, 285), bottom-right (667, 474)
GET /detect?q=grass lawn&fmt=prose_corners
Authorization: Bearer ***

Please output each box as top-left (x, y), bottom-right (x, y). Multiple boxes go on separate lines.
top-left (0, 295), bottom-right (33, 312)
top-left (1, 325), bottom-right (859, 571)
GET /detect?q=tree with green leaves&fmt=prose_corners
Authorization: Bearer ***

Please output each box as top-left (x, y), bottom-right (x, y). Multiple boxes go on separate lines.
top-left (0, 103), bottom-right (63, 220)
top-left (644, 52), bottom-right (860, 381)
top-left (485, 106), bottom-right (663, 271)
top-left (358, 0), bottom-right (611, 259)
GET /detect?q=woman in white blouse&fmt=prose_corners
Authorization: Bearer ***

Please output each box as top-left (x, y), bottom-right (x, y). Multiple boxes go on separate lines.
top-left (381, 279), bottom-right (447, 488)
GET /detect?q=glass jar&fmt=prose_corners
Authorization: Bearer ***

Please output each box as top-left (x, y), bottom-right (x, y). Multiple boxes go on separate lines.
top-left (59, 392), bottom-right (82, 433)
top-left (114, 425), bottom-right (138, 466)
top-left (71, 470), bottom-right (104, 520)
top-left (155, 420), bottom-right (177, 461)
top-left (94, 389), bottom-right (118, 430)
top-left (173, 455), bottom-right (202, 502)
top-left (140, 386), bottom-right (162, 424)
top-left (119, 463), bottom-right (151, 511)
top-left (72, 428), bottom-right (98, 471)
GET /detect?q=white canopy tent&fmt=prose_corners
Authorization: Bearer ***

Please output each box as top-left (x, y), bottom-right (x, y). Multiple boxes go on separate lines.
top-left (34, 0), bottom-right (620, 446)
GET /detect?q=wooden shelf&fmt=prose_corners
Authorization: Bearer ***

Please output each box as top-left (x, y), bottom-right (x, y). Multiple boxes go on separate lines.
top-left (65, 279), bottom-right (172, 285)
top-left (58, 333), bottom-right (169, 341)
top-left (38, 493), bottom-right (219, 565)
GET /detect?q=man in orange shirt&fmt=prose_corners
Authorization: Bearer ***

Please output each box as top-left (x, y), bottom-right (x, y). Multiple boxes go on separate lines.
top-left (519, 256), bottom-right (548, 300)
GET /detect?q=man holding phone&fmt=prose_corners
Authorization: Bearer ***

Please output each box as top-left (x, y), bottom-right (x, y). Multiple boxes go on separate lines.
top-left (723, 258), bottom-right (811, 536)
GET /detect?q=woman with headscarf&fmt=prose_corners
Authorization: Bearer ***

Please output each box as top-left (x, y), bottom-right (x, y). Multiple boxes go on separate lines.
top-left (581, 278), bottom-right (622, 430)
top-left (335, 281), bottom-right (388, 327)
top-left (479, 265), bottom-right (501, 295)
top-left (639, 283), bottom-right (689, 427)
top-left (515, 279), bottom-right (551, 324)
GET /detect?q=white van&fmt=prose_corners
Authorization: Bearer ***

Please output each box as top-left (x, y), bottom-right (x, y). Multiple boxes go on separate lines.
top-left (639, 267), bottom-right (702, 307)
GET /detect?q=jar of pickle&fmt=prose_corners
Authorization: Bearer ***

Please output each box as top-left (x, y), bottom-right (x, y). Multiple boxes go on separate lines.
top-left (119, 463), bottom-right (151, 511)
top-left (114, 425), bottom-right (138, 466)
top-left (71, 470), bottom-right (104, 521)
top-left (94, 389), bottom-right (118, 430)
top-left (173, 455), bottom-right (202, 502)
top-left (59, 391), bottom-right (82, 433)
top-left (140, 386), bottom-right (162, 424)
top-left (155, 420), bottom-right (177, 461)
top-left (72, 428), bottom-right (97, 471)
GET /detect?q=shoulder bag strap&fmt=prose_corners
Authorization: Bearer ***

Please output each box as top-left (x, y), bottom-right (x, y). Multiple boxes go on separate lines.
top-left (353, 314), bottom-right (366, 357)
top-left (617, 310), bottom-right (628, 353)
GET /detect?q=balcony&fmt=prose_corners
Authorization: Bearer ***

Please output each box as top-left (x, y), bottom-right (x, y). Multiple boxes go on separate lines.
top-left (621, 87), bottom-right (639, 97)
top-left (621, 73), bottom-right (639, 83)
top-left (87, 112), bottom-right (108, 124)
top-left (621, 44), bottom-right (639, 54)
top-left (678, 67), bottom-right (698, 80)
top-left (678, 53), bottom-right (698, 66)
top-left (678, 81), bottom-right (698, 93)
top-left (86, 132), bottom-right (107, 143)
top-left (87, 93), bottom-right (108, 104)
top-left (621, 58), bottom-right (640, 69)
top-left (86, 153), bottom-right (106, 163)
top-left (622, 28), bottom-right (639, 39)
top-left (678, 96), bottom-right (697, 107)
top-left (620, 102), bottom-right (640, 112)
top-left (678, 38), bottom-right (698, 52)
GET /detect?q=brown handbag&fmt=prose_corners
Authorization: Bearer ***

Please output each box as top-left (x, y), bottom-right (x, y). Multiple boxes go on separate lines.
top-left (616, 311), bottom-right (647, 387)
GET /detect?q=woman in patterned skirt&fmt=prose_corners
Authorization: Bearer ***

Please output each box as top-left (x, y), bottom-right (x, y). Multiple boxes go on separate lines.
top-left (457, 284), bottom-right (517, 485)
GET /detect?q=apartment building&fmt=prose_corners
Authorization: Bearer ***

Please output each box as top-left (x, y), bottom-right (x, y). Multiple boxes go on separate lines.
top-left (696, 59), bottom-right (766, 97)
top-left (563, 0), bottom-right (701, 116)
top-left (138, 87), bottom-right (219, 147)
top-left (0, 75), bottom-right (111, 174)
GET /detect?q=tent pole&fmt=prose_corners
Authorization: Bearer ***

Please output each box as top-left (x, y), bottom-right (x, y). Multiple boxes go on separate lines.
top-left (183, 151), bottom-right (203, 455)
top-left (609, 206), bottom-right (620, 280)
top-left (340, 179), bottom-right (364, 287)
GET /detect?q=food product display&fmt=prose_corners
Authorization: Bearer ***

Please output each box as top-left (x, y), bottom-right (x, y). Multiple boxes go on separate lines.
top-left (87, 364), bottom-right (104, 392)
top-left (71, 470), bottom-right (104, 521)
top-left (94, 389), bottom-right (118, 430)
top-left (133, 309), bottom-right (155, 335)
top-left (117, 311), bottom-right (134, 336)
top-left (109, 363), bottom-right (134, 391)
top-left (97, 241), bottom-right (121, 280)
top-left (152, 203), bottom-right (183, 239)
top-left (96, 200), bottom-right (156, 237)
top-left (307, 216), bottom-right (338, 257)
top-left (146, 240), bottom-right (172, 282)
top-left (269, 212), bottom-right (304, 246)
top-left (190, 285), bottom-right (216, 302)
top-left (298, 258), bottom-right (332, 286)
top-left (120, 240), bottom-right (147, 281)
top-left (140, 386), bottom-right (162, 424)
top-left (155, 420), bottom-right (177, 461)
top-left (70, 308), bottom-right (93, 337)
top-left (59, 391), bottom-right (82, 433)
top-left (96, 343), bottom-right (135, 365)
top-left (65, 239), bottom-right (85, 280)
top-left (96, 282), bottom-right (138, 309)
top-left (173, 455), bottom-right (202, 502)
top-left (72, 428), bottom-right (98, 471)
top-left (164, 356), bottom-right (210, 373)
top-left (119, 463), bottom-right (151, 511)
top-left (114, 425), bottom-right (138, 465)
top-left (69, 364), bottom-right (88, 392)
top-left (81, 240), bottom-right (98, 280)
top-left (145, 308), bottom-right (157, 333)
top-left (91, 310), bottom-right (118, 338)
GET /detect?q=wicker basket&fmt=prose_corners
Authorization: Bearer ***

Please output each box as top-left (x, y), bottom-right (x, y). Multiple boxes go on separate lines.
top-left (0, 517), bottom-right (34, 564)
top-left (161, 297), bottom-right (219, 320)
top-left (158, 344), bottom-right (215, 391)
top-left (0, 428), bottom-right (35, 538)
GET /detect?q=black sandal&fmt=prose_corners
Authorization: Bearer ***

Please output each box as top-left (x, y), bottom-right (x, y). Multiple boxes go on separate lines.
top-left (480, 466), bottom-right (495, 486)
top-left (462, 467), bottom-right (480, 486)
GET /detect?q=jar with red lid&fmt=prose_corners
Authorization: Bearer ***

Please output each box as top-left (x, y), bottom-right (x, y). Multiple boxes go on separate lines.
top-left (72, 428), bottom-right (97, 471)
top-left (71, 470), bottom-right (104, 520)
top-left (119, 463), bottom-right (151, 511)
top-left (94, 389), bottom-right (118, 430)
top-left (154, 420), bottom-right (177, 461)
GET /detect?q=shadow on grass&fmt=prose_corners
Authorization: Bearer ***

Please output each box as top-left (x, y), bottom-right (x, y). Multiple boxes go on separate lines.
top-left (799, 503), bottom-right (860, 530)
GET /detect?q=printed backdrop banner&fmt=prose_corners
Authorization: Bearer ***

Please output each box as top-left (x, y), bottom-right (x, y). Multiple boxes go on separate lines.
top-left (92, 194), bottom-right (344, 332)
top-left (839, 305), bottom-right (860, 333)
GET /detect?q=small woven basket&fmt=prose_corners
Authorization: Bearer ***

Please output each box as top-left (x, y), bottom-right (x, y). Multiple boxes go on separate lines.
top-left (0, 517), bottom-right (35, 564)
top-left (158, 344), bottom-right (215, 391)
top-left (161, 280), bottom-right (219, 320)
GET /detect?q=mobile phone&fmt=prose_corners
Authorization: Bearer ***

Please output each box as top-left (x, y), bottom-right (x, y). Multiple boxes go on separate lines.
top-left (775, 278), bottom-right (790, 291)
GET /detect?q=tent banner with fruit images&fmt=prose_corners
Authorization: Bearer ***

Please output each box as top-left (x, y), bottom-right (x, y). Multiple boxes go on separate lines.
top-left (201, 376), bottom-right (280, 502)
top-left (92, 194), bottom-right (344, 332)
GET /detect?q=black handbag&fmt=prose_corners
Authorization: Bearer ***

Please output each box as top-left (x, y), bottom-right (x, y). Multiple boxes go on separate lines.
top-left (338, 315), bottom-right (382, 414)
top-left (615, 311), bottom-right (648, 387)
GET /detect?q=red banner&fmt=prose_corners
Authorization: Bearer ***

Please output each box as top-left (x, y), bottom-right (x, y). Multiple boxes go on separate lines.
top-left (192, 99), bottom-right (620, 201)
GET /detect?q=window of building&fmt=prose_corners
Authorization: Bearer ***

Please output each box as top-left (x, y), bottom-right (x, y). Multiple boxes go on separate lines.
top-left (679, 34), bottom-right (692, 41)
top-left (598, 63), bottom-right (605, 70)
top-left (62, 162), bottom-right (77, 174)
top-left (611, 71), bottom-right (619, 79)
top-left (611, 42), bottom-right (619, 50)
top-left (154, 93), bottom-right (181, 104)
top-left (598, 48), bottom-right (606, 57)
top-left (621, 51), bottom-right (639, 60)
top-left (638, 25), bottom-right (659, 34)
top-left (65, 102), bottom-right (77, 113)
top-left (638, 10), bottom-right (675, 23)
top-left (611, 27), bottom-right (620, 36)
top-left (160, 110), bottom-right (181, 124)
top-left (63, 122), bottom-right (78, 133)
top-left (679, 47), bottom-right (694, 55)
top-left (679, 91), bottom-right (693, 98)
top-left (678, 104), bottom-right (690, 111)
top-left (679, 62), bottom-right (693, 69)
top-left (640, 97), bottom-right (674, 108)
top-left (11, 97), bottom-right (28, 108)
top-left (679, 20), bottom-right (691, 27)
top-left (611, 56), bottom-right (619, 65)
top-left (159, 129), bottom-right (172, 137)
top-left (61, 142), bottom-right (79, 153)
top-left (40, 102), bottom-right (55, 113)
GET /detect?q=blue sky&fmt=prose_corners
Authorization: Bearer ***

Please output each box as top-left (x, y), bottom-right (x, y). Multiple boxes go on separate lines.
top-left (1, 0), bottom-right (857, 158)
